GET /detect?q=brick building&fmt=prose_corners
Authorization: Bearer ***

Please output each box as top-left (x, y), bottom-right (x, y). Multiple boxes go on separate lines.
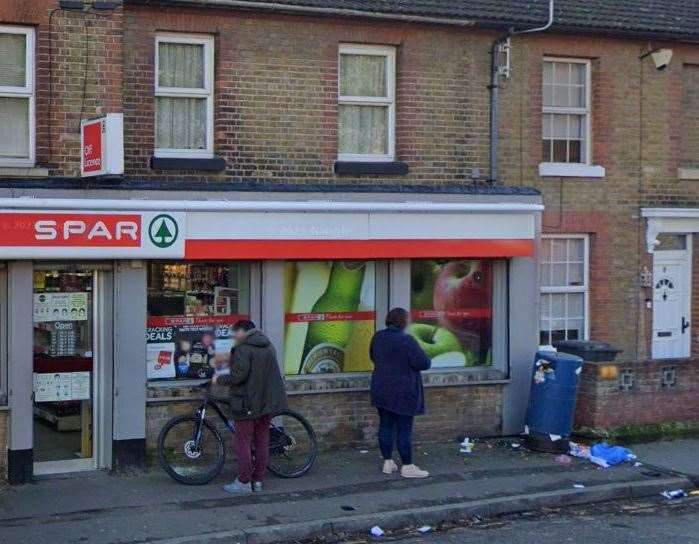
top-left (0, 0), bottom-right (697, 483)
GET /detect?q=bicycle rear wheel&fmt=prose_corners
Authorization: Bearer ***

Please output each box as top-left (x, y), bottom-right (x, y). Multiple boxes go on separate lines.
top-left (158, 415), bottom-right (225, 485)
top-left (267, 410), bottom-right (318, 478)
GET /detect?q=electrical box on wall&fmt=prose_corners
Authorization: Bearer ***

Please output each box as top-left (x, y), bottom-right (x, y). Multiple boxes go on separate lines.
top-left (80, 113), bottom-right (124, 177)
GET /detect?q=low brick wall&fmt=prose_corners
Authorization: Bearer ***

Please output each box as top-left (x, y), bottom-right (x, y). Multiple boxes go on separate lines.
top-left (575, 358), bottom-right (699, 432)
top-left (145, 377), bottom-right (504, 458)
top-left (0, 410), bottom-right (7, 479)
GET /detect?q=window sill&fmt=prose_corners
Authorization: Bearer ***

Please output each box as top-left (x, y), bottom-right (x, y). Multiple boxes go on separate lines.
top-left (539, 163), bottom-right (605, 178)
top-left (334, 161), bottom-right (409, 176)
top-left (150, 156), bottom-right (225, 171)
top-left (0, 166), bottom-right (49, 178)
top-left (678, 167), bottom-right (699, 180)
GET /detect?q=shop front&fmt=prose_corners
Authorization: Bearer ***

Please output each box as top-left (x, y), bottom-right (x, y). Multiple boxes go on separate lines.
top-left (0, 193), bottom-right (542, 483)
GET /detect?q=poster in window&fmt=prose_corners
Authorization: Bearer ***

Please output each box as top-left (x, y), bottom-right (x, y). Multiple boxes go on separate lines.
top-left (410, 260), bottom-right (492, 367)
top-left (284, 261), bottom-right (375, 374)
top-left (146, 315), bottom-right (242, 380)
top-left (33, 292), bottom-right (89, 323)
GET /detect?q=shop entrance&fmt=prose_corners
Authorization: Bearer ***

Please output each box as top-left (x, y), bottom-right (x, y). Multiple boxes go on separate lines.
top-left (32, 267), bottom-right (112, 474)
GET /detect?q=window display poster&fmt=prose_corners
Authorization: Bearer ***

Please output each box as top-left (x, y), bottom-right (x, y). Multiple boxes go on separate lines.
top-left (146, 316), bottom-right (238, 380)
top-left (283, 261), bottom-right (375, 375)
top-left (410, 260), bottom-right (493, 367)
top-left (34, 292), bottom-right (89, 323)
top-left (33, 371), bottom-right (91, 402)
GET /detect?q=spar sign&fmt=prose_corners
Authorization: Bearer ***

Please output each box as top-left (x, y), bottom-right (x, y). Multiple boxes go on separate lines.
top-left (0, 211), bottom-right (185, 258)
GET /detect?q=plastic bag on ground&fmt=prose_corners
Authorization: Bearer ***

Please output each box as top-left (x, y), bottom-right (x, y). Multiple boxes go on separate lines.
top-left (590, 442), bottom-right (637, 466)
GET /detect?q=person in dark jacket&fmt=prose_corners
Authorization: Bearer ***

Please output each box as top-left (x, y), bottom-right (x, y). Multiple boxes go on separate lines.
top-left (370, 307), bottom-right (432, 478)
top-left (213, 320), bottom-right (287, 494)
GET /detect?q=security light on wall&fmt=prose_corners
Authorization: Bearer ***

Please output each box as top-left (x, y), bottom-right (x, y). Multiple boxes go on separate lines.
top-left (650, 48), bottom-right (673, 70)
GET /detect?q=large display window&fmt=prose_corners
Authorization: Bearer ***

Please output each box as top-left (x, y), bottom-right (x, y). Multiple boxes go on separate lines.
top-left (284, 261), bottom-right (375, 374)
top-left (410, 259), bottom-right (493, 367)
top-left (146, 262), bottom-right (251, 380)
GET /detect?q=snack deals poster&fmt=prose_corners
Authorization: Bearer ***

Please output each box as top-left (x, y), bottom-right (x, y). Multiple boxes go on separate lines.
top-left (410, 260), bottom-right (492, 368)
top-left (284, 261), bottom-right (375, 374)
top-left (146, 315), bottom-right (246, 380)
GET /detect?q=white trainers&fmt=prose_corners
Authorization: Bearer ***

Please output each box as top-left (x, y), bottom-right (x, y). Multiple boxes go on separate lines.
top-left (382, 459), bottom-right (399, 474)
top-left (400, 464), bottom-right (429, 478)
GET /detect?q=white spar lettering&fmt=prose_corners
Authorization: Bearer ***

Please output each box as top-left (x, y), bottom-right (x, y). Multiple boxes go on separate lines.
top-left (34, 220), bottom-right (139, 241)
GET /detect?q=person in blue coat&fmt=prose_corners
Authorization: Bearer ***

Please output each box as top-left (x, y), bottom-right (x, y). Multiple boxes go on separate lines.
top-left (370, 307), bottom-right (432, 478)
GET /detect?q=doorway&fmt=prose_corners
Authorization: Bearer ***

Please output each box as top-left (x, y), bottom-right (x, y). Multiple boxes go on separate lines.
top-left (32, 267), bottom-right (112, 474)
top-left (652, 234), bottom-right (692, 359)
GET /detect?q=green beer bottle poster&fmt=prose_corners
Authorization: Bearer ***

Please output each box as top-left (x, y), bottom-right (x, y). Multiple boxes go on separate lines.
top-left (284, 261), bottom-right (376, 374)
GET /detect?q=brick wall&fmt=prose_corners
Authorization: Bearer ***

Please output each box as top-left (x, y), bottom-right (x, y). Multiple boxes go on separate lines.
top-left (122, 6), bottom-right (493, 185)
top-left (145, 384), bottom-right (503, 458)
top-left (575, 359), bottom-right (699, 430)
top-left (682, 64), bottom-right (699, 169)
top-left (0, 0), bottom-right (123, 177)
top-left (0, 411), bottom-right (7, 479)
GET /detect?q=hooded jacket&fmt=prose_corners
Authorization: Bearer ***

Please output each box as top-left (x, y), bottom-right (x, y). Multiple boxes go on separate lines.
top-left (216, 329), bottom-right (288, 420)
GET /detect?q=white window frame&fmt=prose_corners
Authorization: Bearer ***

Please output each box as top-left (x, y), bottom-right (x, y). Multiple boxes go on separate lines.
top-left (539, 234), bottom-right (590, 344)
top-left (0, 26), bottom-right (35, 167)
top-left (337, 43), bottom-right (396, 162)
top-left (154, 33), bottom-right (214, 159)
top-left (541, 57), bottom-right (592, 168)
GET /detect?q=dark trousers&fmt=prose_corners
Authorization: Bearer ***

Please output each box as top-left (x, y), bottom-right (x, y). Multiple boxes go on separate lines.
top-left (233, 414), bottom-right (272, 483)
top-left (377, 408), bottom-right (414, 465)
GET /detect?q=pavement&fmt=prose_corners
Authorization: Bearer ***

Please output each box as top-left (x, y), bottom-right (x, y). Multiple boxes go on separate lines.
top-left (0, 438), bottom-right (696, 544)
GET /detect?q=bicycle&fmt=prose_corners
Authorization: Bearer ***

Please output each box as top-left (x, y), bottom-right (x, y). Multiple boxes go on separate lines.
top-left (158, 383), bottom-right (318, 485)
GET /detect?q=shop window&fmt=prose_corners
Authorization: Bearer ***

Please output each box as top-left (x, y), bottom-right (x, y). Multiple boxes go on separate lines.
top-left (338, 44), bottom-right (396, 161)
top-left (410, 260), bottom-right (493, 367)
top-left (154, 34), bottom-right (214, 158)
top-left (539, 235), bottom-right (589, 345)
top-left (0, 26), bottom-right (35, 167)
top-left (284, 261), bottom-right (376, 374)
top-left (146, 262), bottom-right (250, 380)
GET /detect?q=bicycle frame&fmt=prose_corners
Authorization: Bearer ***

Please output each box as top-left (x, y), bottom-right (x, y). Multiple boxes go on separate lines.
top-left (195, 394), bottom-right (237, 436)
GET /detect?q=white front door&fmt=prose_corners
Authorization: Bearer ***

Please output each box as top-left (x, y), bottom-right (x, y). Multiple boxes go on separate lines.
top-left (652, 246), bottom-right (691, 359)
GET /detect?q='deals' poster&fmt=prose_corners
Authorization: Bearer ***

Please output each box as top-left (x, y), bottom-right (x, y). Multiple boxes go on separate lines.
top-left (146, 315), bottom-right (241, 380)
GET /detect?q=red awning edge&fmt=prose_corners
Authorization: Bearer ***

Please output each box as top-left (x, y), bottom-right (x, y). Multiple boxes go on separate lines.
top-left (184, 239), bottom-right (534, 260)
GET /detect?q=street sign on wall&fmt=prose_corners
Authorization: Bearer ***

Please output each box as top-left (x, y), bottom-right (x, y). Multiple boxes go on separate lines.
top-left (80, 114), bottom-right (124, 177)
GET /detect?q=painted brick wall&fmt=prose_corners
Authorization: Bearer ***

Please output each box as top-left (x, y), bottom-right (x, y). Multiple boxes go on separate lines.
top-left (0, 1), bottom-right (123, 177)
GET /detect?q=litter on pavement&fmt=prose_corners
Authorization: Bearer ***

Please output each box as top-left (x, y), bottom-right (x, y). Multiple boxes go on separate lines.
top-left (569, 441), bottom-right (636, 468)
top-left (661, 489), bottom-right (687, 500)
top-left (418, 525), bottom-right (432, 533)
top-left (573, 483), bottom-right (585, 489)
top-left (459, 438), bottom-right (474, 454)
top-left (370, 526), bottom-right (385, 537)
top-left (554, 454), bottom-right (572, 465)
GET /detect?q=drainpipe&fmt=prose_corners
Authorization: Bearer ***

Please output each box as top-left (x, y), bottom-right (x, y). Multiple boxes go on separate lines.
top-left (489, 0), bottom-right (555, 183)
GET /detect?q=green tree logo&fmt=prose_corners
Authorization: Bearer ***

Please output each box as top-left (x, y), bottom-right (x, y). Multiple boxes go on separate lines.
top-left (148, 214), bottom-right (179, 248)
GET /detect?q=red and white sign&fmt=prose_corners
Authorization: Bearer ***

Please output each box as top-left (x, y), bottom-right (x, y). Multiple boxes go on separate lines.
top-left (285, 311), bottom-right (376, 323)
top-left (0, 210), bottom-right (185, 259)
top-left (80, 114), bottom-right (124, 177)
top-left (146, 315), bottom-right (249, 327)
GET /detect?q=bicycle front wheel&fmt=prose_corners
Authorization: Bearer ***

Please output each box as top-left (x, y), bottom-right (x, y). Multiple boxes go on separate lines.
top-left (158, 415), bottom-right (225, 485)
top-left (267, 410), bottom-right (318, 478)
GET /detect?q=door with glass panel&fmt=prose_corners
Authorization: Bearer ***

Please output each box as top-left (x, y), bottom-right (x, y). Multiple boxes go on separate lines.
top-left (32, 269), bottom-right (97, 473)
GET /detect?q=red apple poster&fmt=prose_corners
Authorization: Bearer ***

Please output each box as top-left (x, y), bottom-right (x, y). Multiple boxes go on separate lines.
top-left (410, 260), bottom-right (492, 367)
